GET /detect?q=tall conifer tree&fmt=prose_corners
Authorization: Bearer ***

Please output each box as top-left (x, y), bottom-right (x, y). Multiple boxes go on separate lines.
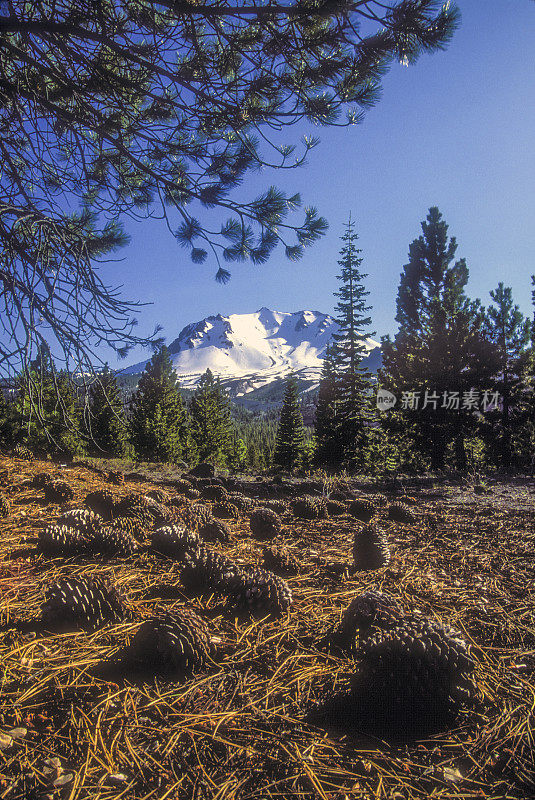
top-left (314, 344), bottom-right (343, 467)
top-left (381, 207), bottom-right (496, 471)
top-left (273, 374), bottom-right (306, 470)
top-left (483, 283), bottom-right (530, 469)
top-left (88, 365), bottom-right (129, 457)
top-left (130, 346), bottom-right (188, 462)
top-left (16, 346), bottom-right (83, 457)
top-left (189, 369), bottom-right (233, 465)
top-left (331, 217), bottom-right (375, 469)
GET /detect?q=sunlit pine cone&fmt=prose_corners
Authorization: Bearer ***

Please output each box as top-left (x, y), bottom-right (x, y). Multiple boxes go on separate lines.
top-left (0, 492), bottom-right (9, 518)
top-left (250, 507), bottom-right (282, 540)
top-left (386, 503), bottom-right (416, 524)
top-left (44, 479), bottom-right (75, 503)
top-left (290, 496), bottom-right (327, 520)
top-left (126, 608), bottom-right (213, 674)
top-left (352, 524), bottom-right (390, 571)
top-left (58, 507), bottom-right (101, 534)
top-left (348, 498), bottom-right (376, 523)
top-left (151, 524), bottom-right (200, 560)
top-left (40, 576), bottom-right (126, 629)
top-left (180, 545), bottom-right (240, 593)
top-left (212, 501), bottom-right (239, 520)
top-left (225, 566), bottom-right (292, 615)
top-left (85, 489), bottom-right (115, 520)
top-left (37, 524), bottom-right (90, 555)
top-left (351, 616), bottom-right (476, 712)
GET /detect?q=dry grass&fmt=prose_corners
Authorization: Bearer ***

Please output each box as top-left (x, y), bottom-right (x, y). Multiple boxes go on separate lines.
top-left (0, 457), bottom-right (534, 799)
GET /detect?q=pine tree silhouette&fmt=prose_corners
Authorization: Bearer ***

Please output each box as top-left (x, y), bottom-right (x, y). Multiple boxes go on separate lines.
top-left (273, 374), bottom-right (306, 470)
top-left (130, 346), bottom-right (188, 462)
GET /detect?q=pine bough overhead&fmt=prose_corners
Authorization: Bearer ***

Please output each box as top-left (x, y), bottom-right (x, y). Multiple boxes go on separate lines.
top-left (40, 576), bottom-right (126, 629)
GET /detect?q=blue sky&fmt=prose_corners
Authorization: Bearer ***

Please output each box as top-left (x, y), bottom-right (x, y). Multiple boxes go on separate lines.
top-left (108, 0), bottom-right (535, 365)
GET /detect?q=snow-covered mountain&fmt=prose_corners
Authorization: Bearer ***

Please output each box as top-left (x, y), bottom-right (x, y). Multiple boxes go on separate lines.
top-left (122, 308), bottom-right (381, 400)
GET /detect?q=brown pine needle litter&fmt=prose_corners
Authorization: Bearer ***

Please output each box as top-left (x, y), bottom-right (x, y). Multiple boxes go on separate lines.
top-left (0, 457), bottom-right (534, 799)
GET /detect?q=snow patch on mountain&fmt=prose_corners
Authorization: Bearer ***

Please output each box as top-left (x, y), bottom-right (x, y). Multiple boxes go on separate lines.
top-left (122, 308), bottom-right (381, 394)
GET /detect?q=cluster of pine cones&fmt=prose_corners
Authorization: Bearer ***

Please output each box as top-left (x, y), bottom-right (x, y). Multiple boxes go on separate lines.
top-left (330, 591), bottom-right (476, 713)
top-left (10, 459), bottom-right (477, 719)
top-left (38, 576), bottom-right (212, 674)
top-left (178, 542), bottom-right (293, 615)
top-left (38, 505), bottom-right (140, 557)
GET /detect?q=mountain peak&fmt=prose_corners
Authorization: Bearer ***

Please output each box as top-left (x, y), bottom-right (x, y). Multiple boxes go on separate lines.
top-left (122, 309), bottom-right (381, 392)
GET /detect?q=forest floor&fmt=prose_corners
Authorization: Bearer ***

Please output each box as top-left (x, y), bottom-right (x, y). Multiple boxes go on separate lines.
top-left (0, 456), bottom-right (533, 799)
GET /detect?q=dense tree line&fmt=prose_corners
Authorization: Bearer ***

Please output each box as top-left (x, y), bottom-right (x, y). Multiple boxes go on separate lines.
top-left (0, 346), bottom-right (310, 471)
top-left (313, 207), bottom-right (535, 476)
top-left (2, 205), bottom-right (535, 477)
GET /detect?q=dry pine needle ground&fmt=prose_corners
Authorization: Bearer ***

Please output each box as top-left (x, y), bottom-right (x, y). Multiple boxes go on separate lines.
top-left (0, 457), bottom-right (534, 799)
